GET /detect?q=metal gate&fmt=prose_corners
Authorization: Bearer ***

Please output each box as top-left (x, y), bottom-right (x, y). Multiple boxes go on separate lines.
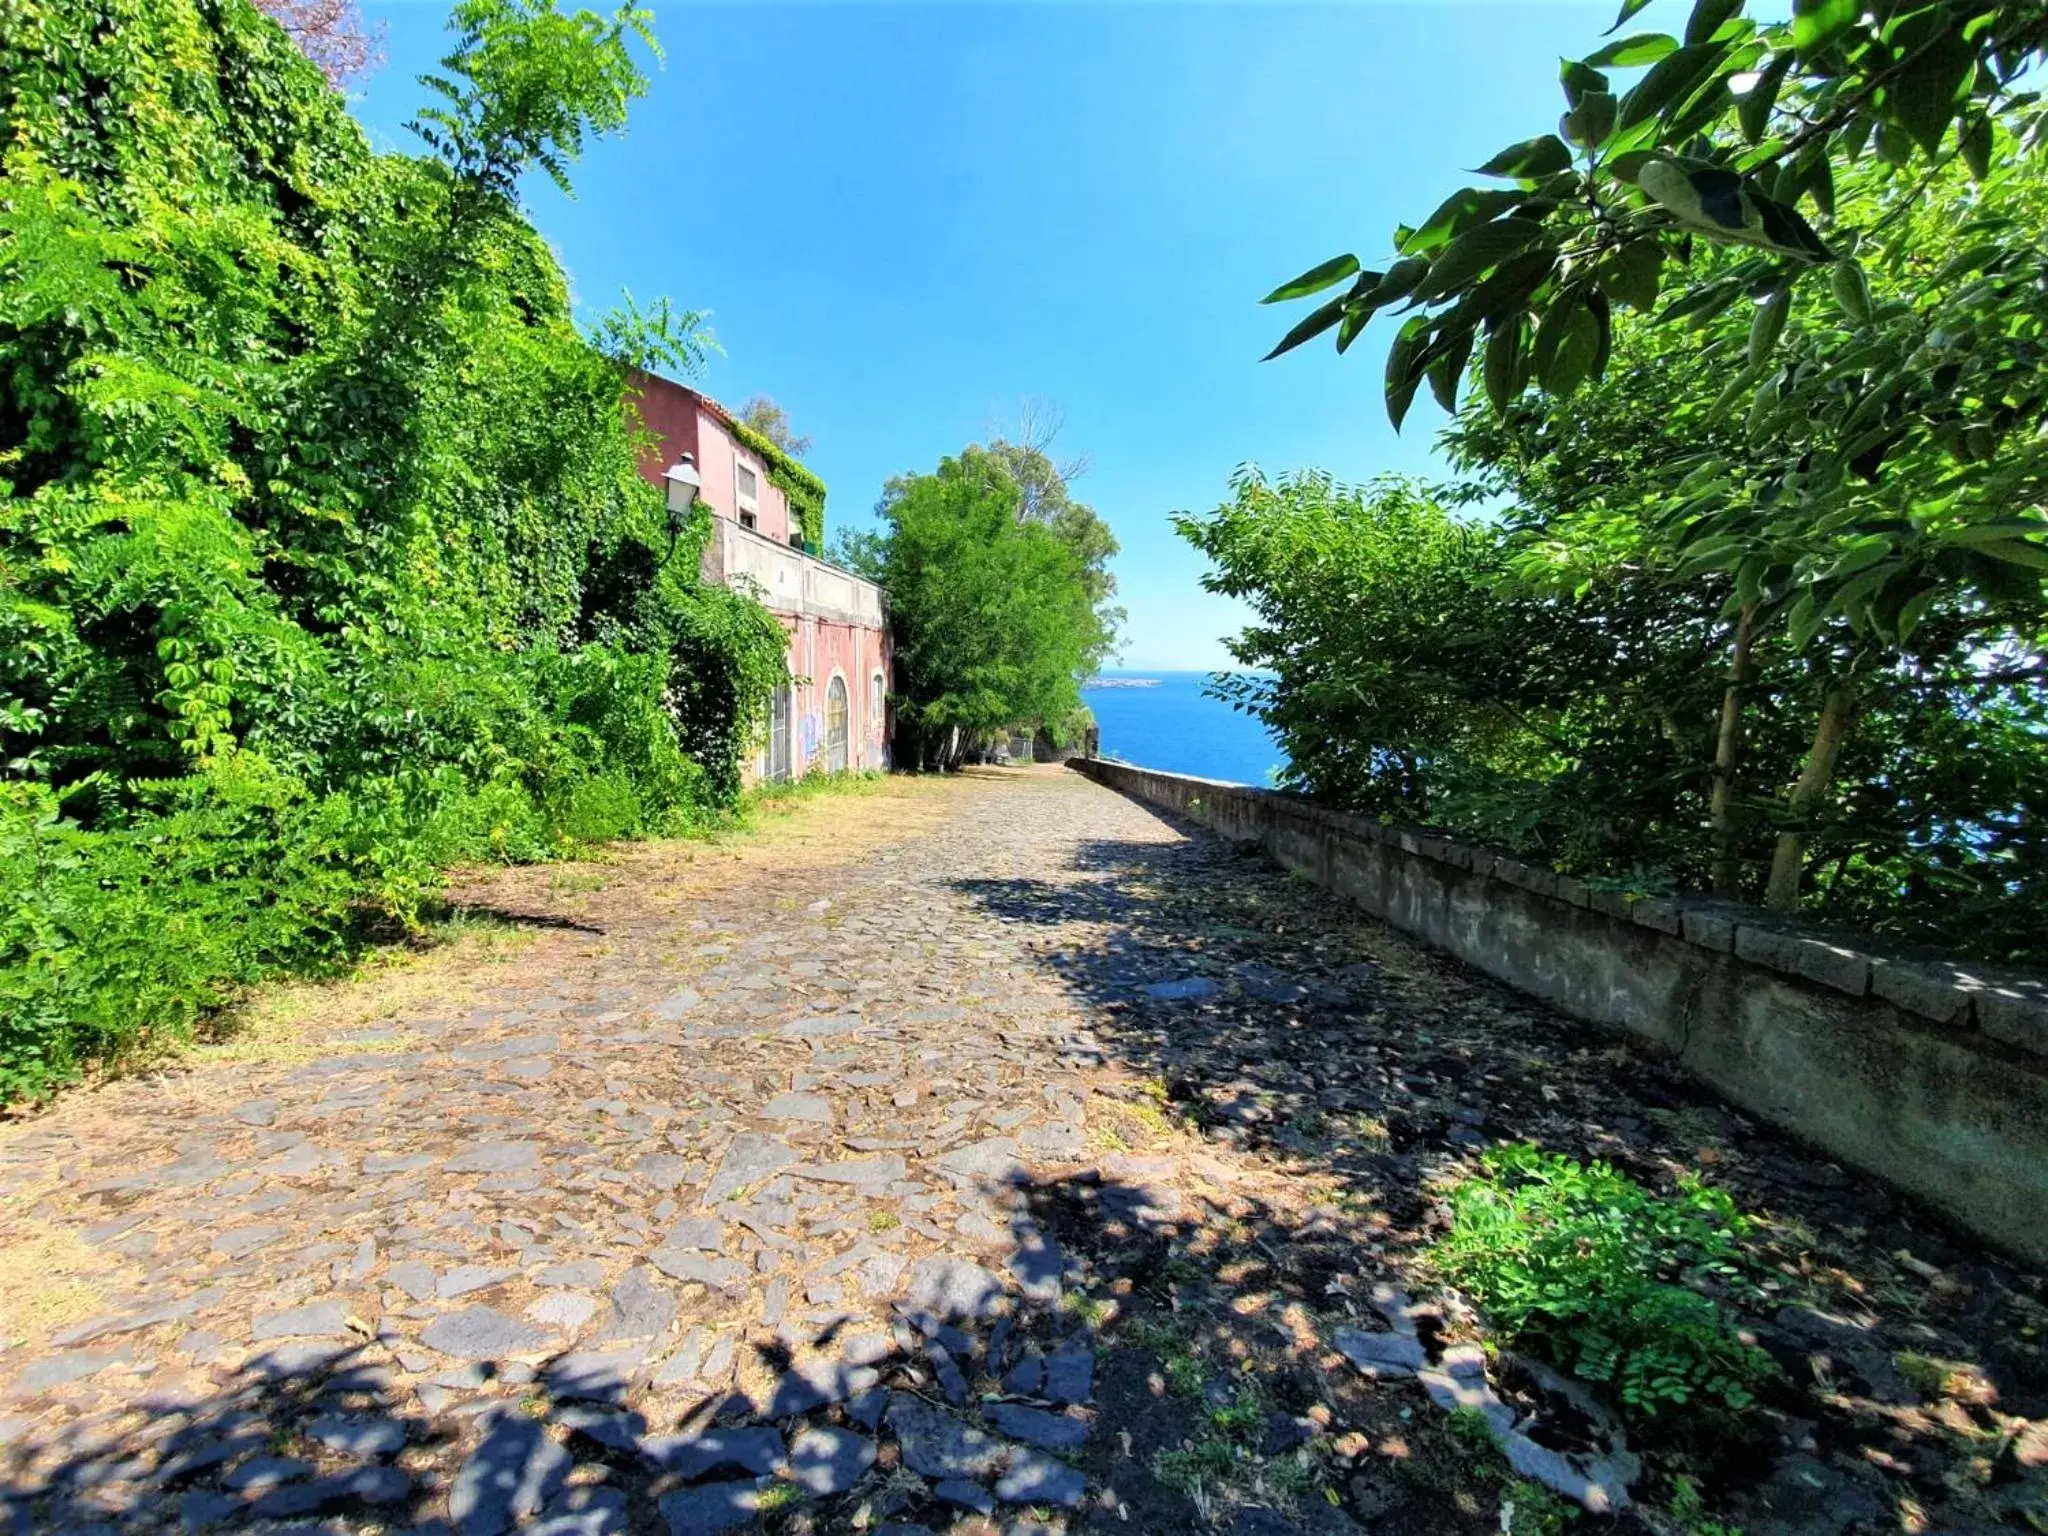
top-left (826, 676), bottom-right (849, 772)
top-left (768, 685), bottom-right (793, 782)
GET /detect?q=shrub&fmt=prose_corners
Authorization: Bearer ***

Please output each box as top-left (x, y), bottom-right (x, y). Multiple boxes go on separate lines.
top-left (0, 763), bottom-right (428, 1100)
top-left (1431, 1144), bottom-right (1775, 1426)
top-left (0, 0), bottom-right (798, 1100)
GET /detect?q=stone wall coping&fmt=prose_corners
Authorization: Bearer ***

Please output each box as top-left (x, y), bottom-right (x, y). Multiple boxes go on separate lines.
top-left (1077, 762), bottom-right (2047, 1062)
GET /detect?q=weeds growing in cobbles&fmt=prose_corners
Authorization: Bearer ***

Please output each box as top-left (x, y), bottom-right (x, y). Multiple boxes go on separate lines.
top-left (1431, 1143), bottom-right (1779, 1431)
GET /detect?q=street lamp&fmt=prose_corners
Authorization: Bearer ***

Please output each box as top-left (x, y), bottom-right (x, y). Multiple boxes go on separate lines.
top-left (662, 453), bottom-right (701, 557)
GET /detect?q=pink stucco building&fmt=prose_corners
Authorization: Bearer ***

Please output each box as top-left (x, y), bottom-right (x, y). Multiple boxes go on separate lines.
top-left (629, 371), bottom-right (891, 780)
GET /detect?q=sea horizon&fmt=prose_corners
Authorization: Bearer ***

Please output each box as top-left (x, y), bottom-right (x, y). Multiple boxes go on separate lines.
top-left (1079, 668), bottom-right (1283, 787)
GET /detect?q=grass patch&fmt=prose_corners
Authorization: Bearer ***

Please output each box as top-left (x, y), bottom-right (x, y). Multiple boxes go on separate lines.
top-left (0, 1218), bottom-right (117, 1347)
top-left (754, 1481), bottom-right (806, 1520)
top-left (1126, 1314), bottom-right (1210, 1399)
top-left (740, 769), bottom-right (888, 820)
top-left (1439, 1409), bottom-right (1581, 1535)
top-left (1064, 1289), bottom-right (1115, 1328)
top-left (1153, 1379), bottom-right (1327, 1514)
top-left (1670, 1474), bottom-right (1745, 1536)
top-left (189, 910), bottom-right (536, 1070)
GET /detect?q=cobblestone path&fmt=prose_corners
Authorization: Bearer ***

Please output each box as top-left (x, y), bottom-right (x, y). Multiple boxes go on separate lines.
top-left (1, 768), bottom-right (2042, 1536)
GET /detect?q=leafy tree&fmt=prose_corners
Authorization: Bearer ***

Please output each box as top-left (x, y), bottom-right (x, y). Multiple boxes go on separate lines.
top-left (841, 449), bottom-right (1117, 769)
top-left (1177, 471), bottom-right (1534, 816)
top-left (738, 395), bottom-right (811, 458)
top-left (1179, 471), bottom-right (1739, 874)
top-left (978, 437), bottom-right (1124, 656)
top-left (0, 0), bottom-right (788, 1098)
top-left (1254, 0), bottom-right (2048, 923)
top-left (1180, 463), bottom-right (2048, 961)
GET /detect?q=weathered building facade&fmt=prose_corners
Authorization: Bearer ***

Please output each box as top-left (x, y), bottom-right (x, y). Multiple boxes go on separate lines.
top-left (630, 372), bottom-right (890, 778)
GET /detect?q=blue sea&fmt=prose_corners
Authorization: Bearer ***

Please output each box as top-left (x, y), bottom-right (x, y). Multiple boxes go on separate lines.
top-left (1083, 670), bottom-right (1285, 787)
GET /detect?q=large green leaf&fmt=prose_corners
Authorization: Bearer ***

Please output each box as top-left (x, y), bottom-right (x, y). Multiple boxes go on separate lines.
top-left (1585, 33), bottom-right (1678, 68)
top-left (1684, 0), bottom-right (1742, 47)
top-left (1829, 259), bottom-right (1871, 324)
top-left (1894, 587), bottom-right (1939, 642)
top-left (1736, 49), bottom-right (1794, 142)
top-left (1483, 317), bottom-right (1523, 411)
top-left (1939, 521), bottom-right (2048, 548)
top-left (1337, 303), bottom-right (1372, 354)
top-left (1428, 326), bottom-right (1477, 413)
top-left (1747, 284), bottom-right (1790, 367)
top-left (1474, 135), bottom-right (1575, 179)
top-left (1607, 0), bottom-right (1655, 32)
top-left (1616, 42), bottom-right (1726, 132)
top-left (1658, 277), bottom-right (1744, 327)
top-left (1544, 303), bottom-right (1603, 394)
top-left (1444, 248), bottom-right (1558, 328)
top-left (1372, 256), bottom-right (1433, 303)
top-left (1405, 189), bottom-right (1528, 255)
top-left (1564, 91), bottom-right (1619, 148)
top-left (1261, 254), bottom-right (1360, 305)
top-left (1802, 151), bottom-right (1836, 218)
top-left (1412, 219), bottom-right (1548, 303)
top-left (1790, 0), bottom-right (1857, 56)
top-left (1531, 289), bottom-right (1583, 389)
top-left (1560, 58), bottom-right (1611, 106)
top-left (1385, 315), bottom-right (1431, 431)
top-left (1891, 27), bottom-right (1977, 156)
top-left (1261, 292), bottom-right (1349, 361)
top-left (1969, 540), bottom-right (2048, 570)
top-left (1586, 289), bottom-right (1614, 381)
top-left (1597, 239), bottom-right (1663, 311)
top-left (1958, 113), bottom-right (1993, 180)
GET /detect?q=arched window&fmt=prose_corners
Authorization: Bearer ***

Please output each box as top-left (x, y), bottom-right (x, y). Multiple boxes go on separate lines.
top-left (825, 675), bottom-right (849, 773)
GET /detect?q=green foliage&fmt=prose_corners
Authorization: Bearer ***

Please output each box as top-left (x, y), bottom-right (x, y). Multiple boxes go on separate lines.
top-left (1261, 9), bottom-right (2048, 876)
top-left (1178, 462), bottom-right (2048, 959)
top-left (726, 413), bottom-right (827, 549)
top-left (841, 446), bottom-right (1117, 770)
top-left (983, 433), bottom-right (1125, 643)
top-left (1433, 1145), bottom-right (1776, 1427)
top-left (1212, 70), bottom-right (2048, 950)
top-left (0, 0), bottom-right (785, 1098)
top-left (410, 0), bottom-right (658, 204)
top-left (1266, 0), bottom-right (2048, 430)
top-left (1176, 470), bottom-right (1552, 821)
top-left (1671, 1474), bottom-right (1745, 1536)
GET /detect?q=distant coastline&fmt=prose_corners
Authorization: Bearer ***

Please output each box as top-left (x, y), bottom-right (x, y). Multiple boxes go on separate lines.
top-left (1083, 676), bottom-right (1160, 690)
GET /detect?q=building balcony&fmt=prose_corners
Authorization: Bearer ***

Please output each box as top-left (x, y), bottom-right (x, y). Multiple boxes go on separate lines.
top-left (701, 515), bottom-right (884, 629)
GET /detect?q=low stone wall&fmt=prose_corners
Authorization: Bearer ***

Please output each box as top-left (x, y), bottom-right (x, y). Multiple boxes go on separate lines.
top-left (1070, 759), bottom-right (2048, 1264)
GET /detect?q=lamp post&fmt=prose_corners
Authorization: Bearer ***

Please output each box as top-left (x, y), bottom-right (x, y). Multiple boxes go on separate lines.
top-left (662, 453), bottom-right (701, 558)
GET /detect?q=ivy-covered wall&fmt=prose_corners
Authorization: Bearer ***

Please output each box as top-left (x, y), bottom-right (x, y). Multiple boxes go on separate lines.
top-left (727, 415), bottom-right (828, 550)
top-left (0, 0), bottom-right (789, 1101)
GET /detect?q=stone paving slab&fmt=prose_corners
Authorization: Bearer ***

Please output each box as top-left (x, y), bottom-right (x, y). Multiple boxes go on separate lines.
top-left (0, 768), bottom-right (2040, 1536)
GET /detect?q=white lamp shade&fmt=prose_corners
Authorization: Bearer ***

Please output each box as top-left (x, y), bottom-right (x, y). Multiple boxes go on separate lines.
top-left (663, 454), bottom-right (702, 516)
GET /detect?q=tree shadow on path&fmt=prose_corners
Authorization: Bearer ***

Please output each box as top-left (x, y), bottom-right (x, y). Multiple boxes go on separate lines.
top-left (950, 815), bottom-right (2048, 1534)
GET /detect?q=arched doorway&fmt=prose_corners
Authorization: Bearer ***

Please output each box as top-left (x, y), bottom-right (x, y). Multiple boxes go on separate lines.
top-left (826, 675), bottom-right (849, 772)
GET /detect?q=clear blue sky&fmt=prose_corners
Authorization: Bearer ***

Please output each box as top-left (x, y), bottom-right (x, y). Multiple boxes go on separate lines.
top-left (351, 1), bottom-right (1647, 669)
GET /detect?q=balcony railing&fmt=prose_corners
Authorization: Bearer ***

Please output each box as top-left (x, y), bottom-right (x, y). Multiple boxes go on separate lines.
top-left (702, 517), bottom-right (885, 628)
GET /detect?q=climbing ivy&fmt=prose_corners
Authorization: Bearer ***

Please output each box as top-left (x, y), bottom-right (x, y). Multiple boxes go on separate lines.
top-left (0, 0), bottom-right (788, 1099)
top-left (727, 413), bottom-right (828, 548)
